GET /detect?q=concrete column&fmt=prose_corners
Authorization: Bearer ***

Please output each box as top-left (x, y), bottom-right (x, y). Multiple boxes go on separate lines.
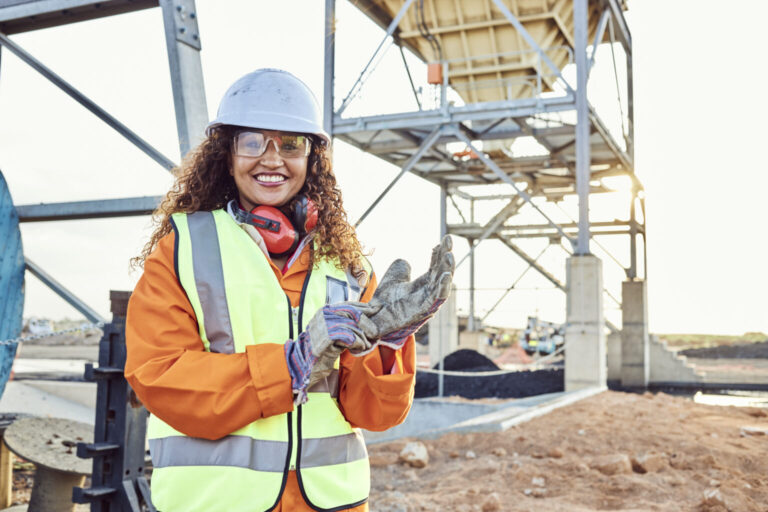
top-left (428, 284), bottom-right (458, 366)
top-left (621, 279), bottom-right (649, 388)
top-left (565, 255), bottom-right (605, 391)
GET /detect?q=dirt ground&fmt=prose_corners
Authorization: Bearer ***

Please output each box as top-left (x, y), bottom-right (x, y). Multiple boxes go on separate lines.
top-left (7, 391), bottom-right (767, 511)
top-left (368, 391), bottom-right (768, 512)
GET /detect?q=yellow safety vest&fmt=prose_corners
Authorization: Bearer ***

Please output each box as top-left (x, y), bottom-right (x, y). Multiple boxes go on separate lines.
top-left (147, 209), bottom-right (371, 512)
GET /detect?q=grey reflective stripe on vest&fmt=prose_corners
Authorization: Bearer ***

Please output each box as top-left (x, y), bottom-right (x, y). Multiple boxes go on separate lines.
top-left (187, 211), bottom-right (235, 354)
top-left (300, 431), bottom-right (367, 469)
top-left (149, 436), bottom-right (287, 473)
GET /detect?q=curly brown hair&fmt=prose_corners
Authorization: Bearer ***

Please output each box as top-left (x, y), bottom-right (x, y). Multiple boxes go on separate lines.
top-left (132, 126), bottom-right (367, 283)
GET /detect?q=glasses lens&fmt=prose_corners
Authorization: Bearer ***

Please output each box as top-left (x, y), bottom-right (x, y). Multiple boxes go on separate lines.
top-left (276, 134), bottom-right (310, 158)
top-left (235, 131), bottom-right (267, 157)
top-left (234, 131), bottom-right (311, 158)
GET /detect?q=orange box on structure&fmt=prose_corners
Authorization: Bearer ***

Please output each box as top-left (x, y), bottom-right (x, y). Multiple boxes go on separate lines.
top-left (427, 63), bottom-right (443, 84)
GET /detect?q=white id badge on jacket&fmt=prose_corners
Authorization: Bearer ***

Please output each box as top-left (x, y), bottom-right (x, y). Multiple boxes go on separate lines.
top-left (325, 276), bottom-right (349, 304)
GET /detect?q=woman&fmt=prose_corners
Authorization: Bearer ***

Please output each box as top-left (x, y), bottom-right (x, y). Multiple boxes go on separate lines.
top-left (125, 68), bottom-right (453, 512)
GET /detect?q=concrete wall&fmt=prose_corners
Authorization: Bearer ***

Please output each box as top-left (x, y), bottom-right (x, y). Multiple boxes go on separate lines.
top-left (458, 331), bottom-right (489, 355)
top-left (608, 332), bottom-right (703, 385)
top-left (607, 331), bottom-right (622, 381)
top-left (621, 280), bottom-right (650, 388)
top-left (565, 255), bottom-right (606, 391)
top-left (649, 335), bottom-right (703, 384)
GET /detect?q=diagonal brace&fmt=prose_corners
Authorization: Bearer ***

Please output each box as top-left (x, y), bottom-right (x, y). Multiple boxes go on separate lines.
top-left (453, 129), bottom-right (576, 249)
top-left (481, 244), bottom-right (549, 322)
top-left (588, 9), bottom-right (612, 77)
top-left (25, 258), bottom-right (106, 324)
top-left (497, 236), bottom-right (565, 291)
top-left (490, 0), bottom-right (575, 96)
top-left (355, 126), bottom-right (441, 227)
top-left (0, 32), bottom-right (177, 171)
top-left (337, 0), bottom-right (416, 116)
top-left (455, 196), bottom-right (524, 268)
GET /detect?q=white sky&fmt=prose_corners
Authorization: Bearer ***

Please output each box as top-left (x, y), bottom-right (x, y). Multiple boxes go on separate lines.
top-left (1, 0), bottom-right (766, 335)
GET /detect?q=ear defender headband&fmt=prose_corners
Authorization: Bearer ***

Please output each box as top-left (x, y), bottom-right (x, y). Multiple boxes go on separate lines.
top-left (242, 197), bottom-right (318, 258)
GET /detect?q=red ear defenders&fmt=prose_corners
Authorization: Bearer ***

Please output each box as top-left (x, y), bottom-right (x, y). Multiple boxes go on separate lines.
top-left (242, 196), bottom-right (318, 258)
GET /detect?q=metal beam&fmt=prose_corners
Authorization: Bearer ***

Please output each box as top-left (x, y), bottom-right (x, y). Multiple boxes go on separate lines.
top-left (438, 185), bottom-right (447, 398)
top-left (354, 126), bottom-right (441, 227)
top-left (397, 41), bottom-right (422, 111)
top-left (490, 0), bottom-right (574, 95)
top-left (574, 0), bottom-right (591, 254)
top-left (25, 258), bottom-right (105, 324)
top-left (0, 0), bottom-right (157, 35)
top-left (604, 0), bottom-right (632, 51)
top-left (159, 0), bottom-right (208, 157)
top-left (455, 197), bottom-right (524, 268)
top-left (625, 30), bottom-right (635, 164)
top-left (333, 95), bottom-right (575, 134)
top-left (497, 237), bottom-right (565, 291)
top-left (481, 245), bottom-right (548, 322)
top-left (512, 116), bottom-right (570, 168)
top-left (449, 220), bottom-right (637, 237)
top-left (588, 8), bottom-right (612, 77)
top-left (454, 129), bottom-right (576, 248)
top-left (337, 0), bottom-right (416, 116)
top-left (16, 196), bottom-right (162, 222)
top-left (363, 125), bottom-right (575, 155)
top-left (324, 0), bottom-right (336, 137)
top-left (397, 12), bottom-right (561, 39)
top-left (589, 108), bottom-right (632, 170)
top-left (0, 31), bottom-right (177, 171)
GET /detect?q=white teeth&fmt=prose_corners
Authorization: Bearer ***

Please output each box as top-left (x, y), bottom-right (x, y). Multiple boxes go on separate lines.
top-left (256, 174), bottom-right (286, 183)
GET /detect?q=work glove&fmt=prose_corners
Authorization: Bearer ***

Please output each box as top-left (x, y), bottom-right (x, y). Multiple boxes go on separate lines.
top-left (357, 235), bottom-right (454, 350)
top-left (284, 303), bottom-right (372, 405)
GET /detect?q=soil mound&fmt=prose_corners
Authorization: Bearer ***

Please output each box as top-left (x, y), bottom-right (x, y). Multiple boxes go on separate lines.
top-left (680, 340), bottom-right (768, 359)
top-left (433, 349), bottom-right (499, 372)
top-left (417, 349), bottom-right (563, 399)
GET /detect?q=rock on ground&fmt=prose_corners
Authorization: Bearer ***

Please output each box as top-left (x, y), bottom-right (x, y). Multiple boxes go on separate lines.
top-left (589, 453), bottom-right (633, 475)
top-left (399, 442), bottom-right (429, 468)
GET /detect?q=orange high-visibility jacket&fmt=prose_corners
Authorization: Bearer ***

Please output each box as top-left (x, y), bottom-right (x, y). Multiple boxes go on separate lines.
top-left (125, 232), bottom-right (416, 511)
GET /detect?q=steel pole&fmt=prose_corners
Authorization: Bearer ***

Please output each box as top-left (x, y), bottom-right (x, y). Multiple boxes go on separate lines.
top-left (468, 239), bottom-right (475, 331)
top-left (323, 0), bottom-right (336, 137)
top-left (438, 185), bottom-right (447, 398)
top-left (629, 191), bottom-right (637, 279)
top-left (574, 0), bottom-right (591, 255)
top-left (355, 127), bottom-right (441, 227)
top-left (626, 36), bottom-right (635, 163)
top-left (159, 0), bottom-right (209, 157)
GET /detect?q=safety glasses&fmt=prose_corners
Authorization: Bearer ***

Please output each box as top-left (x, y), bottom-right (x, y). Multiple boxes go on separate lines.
top-left (233, 130), bottom-right (312, 158)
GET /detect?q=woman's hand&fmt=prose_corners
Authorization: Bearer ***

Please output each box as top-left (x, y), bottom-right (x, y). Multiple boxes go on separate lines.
top-left (284, 303), bottom-right (373, 404)
top-left (357, 236), bottom-right (455, 349)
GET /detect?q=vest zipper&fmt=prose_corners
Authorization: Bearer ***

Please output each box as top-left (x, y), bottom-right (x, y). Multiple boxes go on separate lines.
top-left (285, 293), bottom-right (296, 472)
top-left (291, 265), bottom-right (313, 474)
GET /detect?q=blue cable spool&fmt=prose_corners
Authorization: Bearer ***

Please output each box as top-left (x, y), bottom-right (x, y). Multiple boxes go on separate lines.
top-left (0, 170), bottom-right (24, 399)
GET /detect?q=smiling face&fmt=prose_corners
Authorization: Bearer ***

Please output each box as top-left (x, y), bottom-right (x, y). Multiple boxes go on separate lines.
top-left (229, 130), bottom-right (309, 209)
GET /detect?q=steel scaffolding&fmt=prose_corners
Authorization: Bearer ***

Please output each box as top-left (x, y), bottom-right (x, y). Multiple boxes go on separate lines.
top-left (0, 0), bottom-right (206, 321)
top-left (326, 0), bottom-right (644, 383)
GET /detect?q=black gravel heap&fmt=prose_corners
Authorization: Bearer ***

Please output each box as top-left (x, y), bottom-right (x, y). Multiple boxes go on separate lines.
top-left (415, 349), bottom-right (564, 399)
top-left (680, 341), bottom-right (768, 359)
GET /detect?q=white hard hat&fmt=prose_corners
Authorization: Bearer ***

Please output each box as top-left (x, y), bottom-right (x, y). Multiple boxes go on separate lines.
top-left (206, 68), bottom-right (330, 146)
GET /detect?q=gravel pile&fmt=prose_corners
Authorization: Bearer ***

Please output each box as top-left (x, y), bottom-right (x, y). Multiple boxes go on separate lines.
top-left (415, 349), bottom-right (564, 399)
